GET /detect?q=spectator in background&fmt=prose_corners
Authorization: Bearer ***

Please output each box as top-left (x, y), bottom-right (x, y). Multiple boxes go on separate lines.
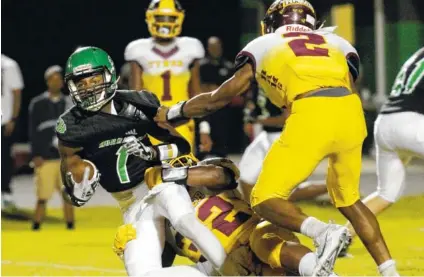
top-left (198, 37), bottom-right (239, 158)
top-left (1, 54), bottom-right (24, 211)
top-left (28, 66), bottom-right (74, 231)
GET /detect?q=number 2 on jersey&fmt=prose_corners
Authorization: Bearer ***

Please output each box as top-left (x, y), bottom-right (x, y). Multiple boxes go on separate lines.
top-left (161, 70), bottom-right (172, 101)
top-left (284, 32), bottom-right (329, 57)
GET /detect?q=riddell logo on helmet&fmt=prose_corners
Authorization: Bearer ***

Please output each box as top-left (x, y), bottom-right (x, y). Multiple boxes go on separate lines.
top-left (286, 25), bottom-right (310, 32)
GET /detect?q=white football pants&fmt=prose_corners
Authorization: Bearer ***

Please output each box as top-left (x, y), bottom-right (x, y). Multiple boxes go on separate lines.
top-left (112, 182), bottom-right (226, 276)
top-left (239, 131), bottom-right (281, 184)
top-left (373, 112), bottom-right (424, 202)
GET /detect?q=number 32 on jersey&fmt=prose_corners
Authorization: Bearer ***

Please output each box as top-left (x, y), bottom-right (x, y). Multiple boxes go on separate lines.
top-left (175, 196), bottom-right (253, 262)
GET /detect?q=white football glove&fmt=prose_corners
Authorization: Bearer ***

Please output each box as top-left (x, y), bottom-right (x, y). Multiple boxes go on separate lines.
top-left (123, 136), bottom-right (156, 161)
top-left (65, 162), bottom-right (100, 207)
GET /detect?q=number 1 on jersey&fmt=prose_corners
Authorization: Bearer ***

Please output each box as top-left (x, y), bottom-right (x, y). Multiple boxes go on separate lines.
top-left (116, 146), bottom-right (130, 184)
top-left (161, 70), bottom-right (172, 101)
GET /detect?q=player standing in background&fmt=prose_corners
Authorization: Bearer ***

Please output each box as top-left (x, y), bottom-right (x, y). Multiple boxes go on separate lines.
top-left (197, 37), bottom-right (235, 158)
top-left (239, 83), bottom-right (328, 203)
top-left (28, 65), bottom-right (74, 231)
top-left (346, 47), bottom-right (424, 237)
top-left (155, 1), bottom-right (399, 275)
top-left (125, 0), bottom-right (211, 151)
top-left (1, 54), bottom-right (24, 211)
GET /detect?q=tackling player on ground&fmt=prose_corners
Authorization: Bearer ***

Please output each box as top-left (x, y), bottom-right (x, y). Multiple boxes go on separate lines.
top-left (113, 155), bottom-right (339, 276)
top-left (57, 47), bottom-right (228, 276)
top-left (345, 47), bottom-right (424, 241)
top-left (125, 0), bottom-right (210, 150)
top-left (154, 0), bottom-right (399, 275)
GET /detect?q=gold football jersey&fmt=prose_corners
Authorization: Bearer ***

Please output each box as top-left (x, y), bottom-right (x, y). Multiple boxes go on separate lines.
top-left (125, 37), bottom-right (205, 106)
top-left (174, 193), bottom-right (260, 262)
top-left (236, 27), bottom-right (358, 108)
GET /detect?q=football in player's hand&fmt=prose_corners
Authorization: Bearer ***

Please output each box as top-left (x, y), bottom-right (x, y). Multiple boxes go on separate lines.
top-left (69, 159), bottom-right (96, 183)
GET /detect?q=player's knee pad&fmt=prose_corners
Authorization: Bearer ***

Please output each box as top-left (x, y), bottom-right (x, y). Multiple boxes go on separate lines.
top-left (249, 221), bottom-right (299, 269)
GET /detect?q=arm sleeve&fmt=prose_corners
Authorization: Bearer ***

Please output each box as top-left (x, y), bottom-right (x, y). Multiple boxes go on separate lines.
top-left (234, 51), bottom-right (256, 73)
top-left (346, 52), bottom-right (360, 82)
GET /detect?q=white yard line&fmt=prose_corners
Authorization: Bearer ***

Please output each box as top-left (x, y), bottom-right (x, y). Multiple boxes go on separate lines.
top-left (1, 260), bottom-right (126, 273)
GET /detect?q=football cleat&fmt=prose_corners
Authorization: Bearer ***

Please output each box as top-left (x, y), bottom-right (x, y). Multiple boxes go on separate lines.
top-left (338, 233), bottom-right (353, 258)
top-left (312, 223), bottom-right (351, 276)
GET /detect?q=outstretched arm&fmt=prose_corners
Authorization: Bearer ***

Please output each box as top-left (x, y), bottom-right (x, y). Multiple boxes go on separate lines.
top-left (183, 63), bottom-right (253, 117)
top-left (185, 165), bottom-right (234, 190)
top-left (160, 158), bottom-right (240, 191)
top-left (155, 63), bottom-right (254, 123)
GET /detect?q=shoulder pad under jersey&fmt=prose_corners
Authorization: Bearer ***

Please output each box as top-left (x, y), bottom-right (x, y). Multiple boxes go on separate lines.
top-left (322, 33), bottom-right (360, 80)
top-left (177, 37), bottom-right (205, 60)
top-left (234, 34), bottom-right (281, 73)
top-left (114, 90), bottom-right (160, 120)
top-left (55, 106), bottom-right (88, 147)
top-left (115, 89), bottom-right (160, 106)
top-left (124, 38), bottom-right (153, 63)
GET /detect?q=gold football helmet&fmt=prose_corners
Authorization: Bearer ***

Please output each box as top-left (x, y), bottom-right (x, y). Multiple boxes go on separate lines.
top-left (145, 0), bottom-right (185, 39)
top-left (169, 154), bottom-right (198, 168)
top-left (261, 0), bottom-right (317, 35)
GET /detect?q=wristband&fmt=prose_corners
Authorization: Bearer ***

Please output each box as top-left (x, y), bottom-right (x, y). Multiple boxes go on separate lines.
top-left (199, 121), bottom-right (211, 134)
top-left (156, 144), bottom-right (179, 161)
top-left (161, 167), bottom-right (188, 184)
top-left (167, 101), bottom-right (187, 122)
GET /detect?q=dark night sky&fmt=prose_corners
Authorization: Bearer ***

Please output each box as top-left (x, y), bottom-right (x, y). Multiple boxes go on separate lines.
top-left (1, 0), bottom-right (240, 140)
